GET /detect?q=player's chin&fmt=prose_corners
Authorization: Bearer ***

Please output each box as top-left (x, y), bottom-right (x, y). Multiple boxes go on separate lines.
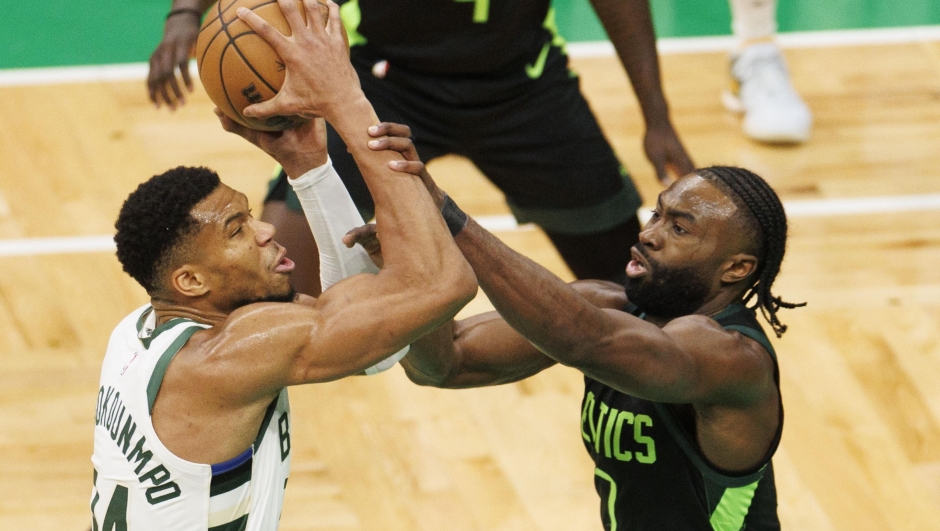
top-left (263, 282), bottom-right (297, 304)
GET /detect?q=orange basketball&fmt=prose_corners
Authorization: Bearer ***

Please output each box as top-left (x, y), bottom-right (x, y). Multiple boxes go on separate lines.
top-left (195, 0), bottom-right (310, 131)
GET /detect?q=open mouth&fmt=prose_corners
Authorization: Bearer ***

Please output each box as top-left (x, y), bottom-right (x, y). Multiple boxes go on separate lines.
top-left (273, 248), bottom-right (295, 274)
top-left (626, 247), bottom-right (648, 278)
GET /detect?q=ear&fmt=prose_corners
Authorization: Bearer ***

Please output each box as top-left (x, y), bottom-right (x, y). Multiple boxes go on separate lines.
top-left (169, 264), bottom-right (210, 298)
top-left (720, 253), bottom-right (758, 285)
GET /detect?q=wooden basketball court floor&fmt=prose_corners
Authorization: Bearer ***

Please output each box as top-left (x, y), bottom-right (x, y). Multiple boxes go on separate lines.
top-left (1, 39), bottom-right (939, 531)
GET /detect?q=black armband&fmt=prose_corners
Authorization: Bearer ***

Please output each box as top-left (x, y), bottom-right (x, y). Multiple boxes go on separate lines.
top-left (440, 193), bottom-right (468, 237)
top-left (166, 7), bottom-right (203, 20)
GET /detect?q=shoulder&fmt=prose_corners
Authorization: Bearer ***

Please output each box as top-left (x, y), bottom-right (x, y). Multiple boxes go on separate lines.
top-left (186, 299), bottom-right (319, 354)
top-left (666, 314), bottom-right (771, 364)
top-left (570, 280), bottom-right (627, 310)
top-left (664, 314), bottom-right (776, 400)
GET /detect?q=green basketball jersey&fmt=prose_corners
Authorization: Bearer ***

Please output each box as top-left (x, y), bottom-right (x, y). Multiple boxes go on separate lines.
top-left (338, 0), bottom-right (560, 75)
top-left (580, 303), bottom-right (783, 530)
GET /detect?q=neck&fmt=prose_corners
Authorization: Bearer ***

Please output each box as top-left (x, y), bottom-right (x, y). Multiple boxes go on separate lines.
top-left (150, 297), bottom-right (228, 327)
top-left (643, 291), bottom-right (742, 327)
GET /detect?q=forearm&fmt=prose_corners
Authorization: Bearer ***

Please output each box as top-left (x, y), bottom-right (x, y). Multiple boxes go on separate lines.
top-left (290, 159), bottom-right (408, 374)
top-left (452, 219), bottom-right (608, 365)
top-left (451, 219), bottom-right (695, 399)
top-left (403, 314), bottom-right (555, 389)
top-left (590, 0), bottom-right (671, 126)
top-left (326, 98), bottom-right (470, 286)
top-left (288, 158), bottom-right (378, 290)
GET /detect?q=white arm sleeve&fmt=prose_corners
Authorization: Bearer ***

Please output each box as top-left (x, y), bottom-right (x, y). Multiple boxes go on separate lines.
top-left (287, 158), bottom-right (408, 374)
top-left (287, 157), bottom-right (378, 289)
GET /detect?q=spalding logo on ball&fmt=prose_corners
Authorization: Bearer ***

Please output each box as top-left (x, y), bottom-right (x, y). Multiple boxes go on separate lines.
top-left (195, 0), bottom-right (324, 131)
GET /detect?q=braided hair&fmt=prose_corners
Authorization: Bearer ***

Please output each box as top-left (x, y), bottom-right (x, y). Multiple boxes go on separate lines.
top-left (697, 166), bottom-right (805, 337)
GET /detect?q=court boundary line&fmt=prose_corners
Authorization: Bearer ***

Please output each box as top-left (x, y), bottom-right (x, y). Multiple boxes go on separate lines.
top-left (1, 26), bottom-right (939, 86)
top-left (3, 193), bottom-right (940, 257)
top-left (569, 24), bottom-right (940, 57)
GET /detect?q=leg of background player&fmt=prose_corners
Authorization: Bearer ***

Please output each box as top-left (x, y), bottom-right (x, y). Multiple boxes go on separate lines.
top-left (543, 215), bottom-right (641, 285)
top-left (724, 0), bottom-right (812, 143)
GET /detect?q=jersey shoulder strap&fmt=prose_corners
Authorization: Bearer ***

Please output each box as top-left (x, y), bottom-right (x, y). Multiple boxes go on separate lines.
top-left (710, 304), bottom-right (777, 362)
top-left (135, 306), bottom-right (211, 415)
top-left (622, 301), bottom-right (781, 487)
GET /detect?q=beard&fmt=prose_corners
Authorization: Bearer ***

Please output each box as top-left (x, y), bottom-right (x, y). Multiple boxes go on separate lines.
top-left (624, 247), bottom-right (710, 320)
top-left (232, 286), bottom-right (297, 309)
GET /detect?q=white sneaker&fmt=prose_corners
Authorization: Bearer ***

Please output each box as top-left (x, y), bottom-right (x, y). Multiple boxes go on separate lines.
top-left (722, 43), bottom-right (812, 144)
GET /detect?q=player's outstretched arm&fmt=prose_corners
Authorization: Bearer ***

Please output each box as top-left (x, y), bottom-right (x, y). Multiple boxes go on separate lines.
top-left (148, 0), bottom-right (215, 109)
top-left (208, 2), bottom-right (476, 402)
top-left (399, 282), bottom-right (635, 389)
top-left (589, 0), bottom-right (694, 184)
top-left (367, 126), bottom-right (773, 407)
top-left (342, 222), bottom-right (558, 389)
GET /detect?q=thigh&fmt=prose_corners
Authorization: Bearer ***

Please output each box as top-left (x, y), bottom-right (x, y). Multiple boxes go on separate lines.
top-left (321, 55), bottom-right (455, 219)
top-left (467, 54), bottom-right (642, 234)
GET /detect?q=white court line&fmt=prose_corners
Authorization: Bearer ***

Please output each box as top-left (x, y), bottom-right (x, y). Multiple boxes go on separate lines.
top-left (2, 26), bottom-right (939, 86)
top-left (0, 235), bottom-right (117, 257)
top-left (570, 25), bottom-right (940, 57)
top-left (2, 193), bottom-right (940, 257)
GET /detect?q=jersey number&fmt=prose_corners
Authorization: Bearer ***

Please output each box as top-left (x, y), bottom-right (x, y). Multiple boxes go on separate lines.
top-left (91, 470), bottom-right (128, 531)
top-left (595, 467), bottom-right (619, 531)
top-left (454, 0), bottom-right (489, 23)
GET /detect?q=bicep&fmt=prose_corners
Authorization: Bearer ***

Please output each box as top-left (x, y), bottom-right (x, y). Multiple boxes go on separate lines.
top-left (572, 314), bottom-right (772, 405)
top-left (291, 270), bottom-right (468, 383)
top-left (204, 270), bottom-right (464, 400)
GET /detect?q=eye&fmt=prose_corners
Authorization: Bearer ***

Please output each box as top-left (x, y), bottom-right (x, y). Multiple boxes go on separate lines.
top-left (231, 226), bottom-right (242, 238)
top-left (673, 223), bottom-right (687, 235)
top-left (649, 209), bottom-right (661, 219)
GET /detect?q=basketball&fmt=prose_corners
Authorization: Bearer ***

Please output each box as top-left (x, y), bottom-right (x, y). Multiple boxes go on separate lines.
top-left (195, 0), bottom-right (314, 131)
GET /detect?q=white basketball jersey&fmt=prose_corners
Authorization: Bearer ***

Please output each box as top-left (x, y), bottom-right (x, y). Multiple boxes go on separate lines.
top-left (91, 305), bottom-right (292, 531)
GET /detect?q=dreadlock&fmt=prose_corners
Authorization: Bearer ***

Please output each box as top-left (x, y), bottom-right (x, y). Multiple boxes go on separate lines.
top-left (697, 166), bottom-right (805, 337)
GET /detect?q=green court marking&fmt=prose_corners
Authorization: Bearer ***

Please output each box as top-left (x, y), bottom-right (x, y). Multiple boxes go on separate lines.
top-left (1, 0), bottom-right (166, 69)
top-left (555, 0), bottom-right (940, 42)
top-left (2, 0), bottom-right (939, 68)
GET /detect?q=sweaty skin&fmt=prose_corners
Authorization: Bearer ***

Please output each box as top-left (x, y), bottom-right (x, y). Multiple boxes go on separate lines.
top-left (144, 1), bottom-right (477, 465)
top-left (346, 127), bottom-right (780, 473)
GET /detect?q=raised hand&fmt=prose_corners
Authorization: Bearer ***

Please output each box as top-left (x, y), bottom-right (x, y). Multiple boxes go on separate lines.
top-left (148, 11), bottom-right (202, 109)
top-left (237, 0), bottom-right (363, 122)
top-left (342, 224), bottom-right (383, 269)
top-left (215, 108), bottom-right (327, 177)
top-left (643, 122), bottom-right (695, 186)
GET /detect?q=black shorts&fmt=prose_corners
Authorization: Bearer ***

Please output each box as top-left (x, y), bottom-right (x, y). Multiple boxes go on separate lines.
top-left (266, 44), bottom-right (642, 234)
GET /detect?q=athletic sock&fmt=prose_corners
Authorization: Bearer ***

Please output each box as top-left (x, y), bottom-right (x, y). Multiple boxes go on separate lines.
top-left (729, 0), bottom-right (778, 47)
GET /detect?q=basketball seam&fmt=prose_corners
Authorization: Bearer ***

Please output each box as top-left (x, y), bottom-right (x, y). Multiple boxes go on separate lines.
top-left (200, 1), bottom-right (223, 31)
top-left (197, 24), bottom-right (224, 68)
top-left (218, 41), bottom-right (244, 124)
top-left (220, 1), bottom-right (282, 95)
top-left (228, 35), bottom-right (280, 95)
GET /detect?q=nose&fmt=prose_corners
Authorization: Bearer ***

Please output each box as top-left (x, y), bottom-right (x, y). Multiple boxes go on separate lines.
top-left (638, 220), bottom-right (661, 250)
top-left (254, 218), bottom-right (276, 245)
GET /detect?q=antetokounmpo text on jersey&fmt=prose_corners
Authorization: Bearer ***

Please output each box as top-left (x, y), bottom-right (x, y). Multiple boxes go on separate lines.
top-left (95, 385), bottom-right (182, 504)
